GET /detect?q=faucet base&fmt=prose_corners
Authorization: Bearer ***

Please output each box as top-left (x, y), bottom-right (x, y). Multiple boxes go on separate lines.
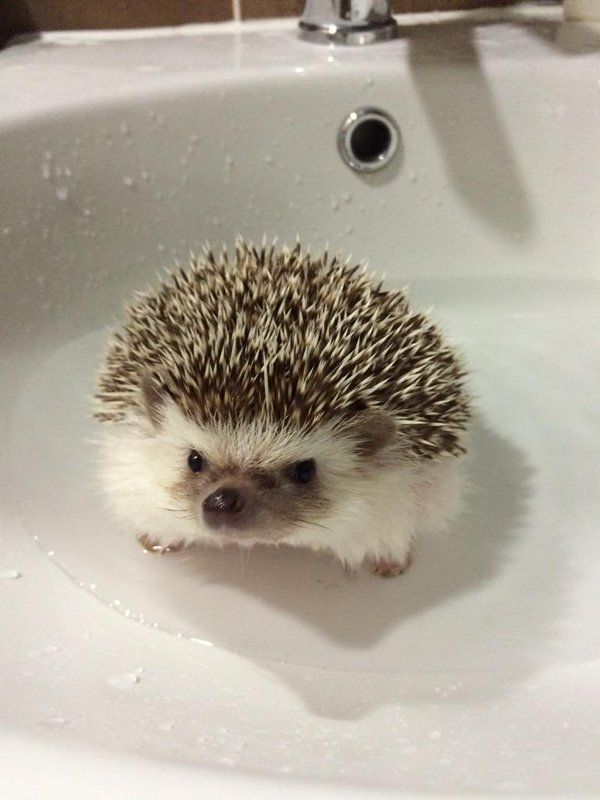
top-left (299, 19), bottom-right (399, 46)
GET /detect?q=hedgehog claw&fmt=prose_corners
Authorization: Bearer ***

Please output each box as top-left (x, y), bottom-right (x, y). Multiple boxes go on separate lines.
top-left (137, 534), bottom-right (185, 554)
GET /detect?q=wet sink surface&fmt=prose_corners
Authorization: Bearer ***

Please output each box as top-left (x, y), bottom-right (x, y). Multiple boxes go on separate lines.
top-left (1, 7), bottom-right (599, 798)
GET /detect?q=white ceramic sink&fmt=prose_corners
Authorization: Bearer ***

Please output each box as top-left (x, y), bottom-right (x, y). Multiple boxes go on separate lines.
top-left (1, 6), bottom-right (599, 798)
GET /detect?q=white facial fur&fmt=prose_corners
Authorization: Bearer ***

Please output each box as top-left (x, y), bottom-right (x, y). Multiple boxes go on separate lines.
top-left (98, 401), bottom-right (464, 570)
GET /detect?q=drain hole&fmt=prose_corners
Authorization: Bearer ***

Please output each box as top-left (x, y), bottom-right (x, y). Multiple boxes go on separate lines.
top-left (350, 119), bottom-right (392, 164)
top-left (338, 107), bottom-right (400, 173)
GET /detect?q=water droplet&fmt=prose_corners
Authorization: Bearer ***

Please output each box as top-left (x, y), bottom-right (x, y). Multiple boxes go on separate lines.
top-left (55, 186), bottom-right (68, 201)
top-left (225, 154), bottom-right (234, 170)
top-left (189, 133), bottom-right (199, 144)
top-left (365, 76), bottom-right (374, 87)
top-left (179, 156), bottom-right (188, 167)
top-left (141, 171), bottom-right (150, 181)
top-left (63, 166), bottom-right (72, 178)
top-left (2, 226), bottom-right (11, 235)
top-left (83, 208), bottom-right (92, 217)
top-left (294, 175), bottom-right (303, 185)
top-left (218, 756), bottom-right (236, 767)
top-left (345, 224), bottom-right (354, 235)
top-left (158, 721), bottom-right (175, 732)
top-left (41, 162), bottom-right (51, 180)
top-left (108, 672), bottom-right (139, 689)
top-left (342, 191), bottom-right (352, 203)
top-left (47, 716), bottom-right (68, 727)
top-left (0, 568), bottom-right (21, 580)
top-left (429, 730), bottom-right (442, 739)
top-left (123, 176), bottom-right (134, 187)
top-left (43, 644), bottom-right (61, 653)
top-left (408, 170), bottom-right (418, 183)
top-left (157, 243), bottom-right (166, 252)
top-left (119, 122), bottom-right (130, 136)
top-left (331, 198), bottom-right (339, 211)
top-left (264, 155), bottom-right (274, 164)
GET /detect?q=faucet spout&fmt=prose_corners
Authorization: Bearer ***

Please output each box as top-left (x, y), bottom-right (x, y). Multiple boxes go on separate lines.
top-left (299, 0), bottom-right (399, 45)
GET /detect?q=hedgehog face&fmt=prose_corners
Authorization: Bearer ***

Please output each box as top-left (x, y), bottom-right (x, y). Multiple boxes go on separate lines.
top-left (99, 399), bottom-right (401, 548)
top-left (159, 401), bottom-right (396, 545)
top-left (176, 454), bottom-right (326, 540)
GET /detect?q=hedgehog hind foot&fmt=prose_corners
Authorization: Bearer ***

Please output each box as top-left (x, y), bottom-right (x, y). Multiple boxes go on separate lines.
top-left (369, 544), bottom-right (414, 578)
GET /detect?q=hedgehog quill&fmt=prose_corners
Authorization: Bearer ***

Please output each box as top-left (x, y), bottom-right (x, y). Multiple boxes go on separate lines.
top-left (95, 240), bottom-right (470, 576)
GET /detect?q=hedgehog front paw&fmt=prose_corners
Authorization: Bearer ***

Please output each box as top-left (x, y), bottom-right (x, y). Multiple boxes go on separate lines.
top-left (370, 545), bottom-right (414, 577)
top-left (137, 534), bottom-right (186, 554)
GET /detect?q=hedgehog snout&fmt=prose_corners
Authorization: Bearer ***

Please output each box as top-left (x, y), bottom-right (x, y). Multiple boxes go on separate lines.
top-left (202, 485), bottom-right (246, 530)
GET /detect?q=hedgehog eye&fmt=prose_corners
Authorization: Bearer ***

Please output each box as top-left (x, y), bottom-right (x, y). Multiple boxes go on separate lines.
top-left (291, 459), bottom-right (316, 485)
top-left (187, 450), bottom-right (205, 473)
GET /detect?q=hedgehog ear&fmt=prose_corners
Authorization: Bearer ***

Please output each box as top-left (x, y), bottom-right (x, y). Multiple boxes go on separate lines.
top-left (139, 369), bottom-right (169, 428)
top-left (347, 407), bottom-right (397, 458)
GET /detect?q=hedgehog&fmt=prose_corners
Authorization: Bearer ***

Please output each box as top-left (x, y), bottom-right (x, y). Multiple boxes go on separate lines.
top-left (94, 240), bottom-right (470, 576)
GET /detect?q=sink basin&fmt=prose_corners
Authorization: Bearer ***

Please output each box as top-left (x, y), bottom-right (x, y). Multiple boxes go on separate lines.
top-left (1, 5), bottom-right (599, 797)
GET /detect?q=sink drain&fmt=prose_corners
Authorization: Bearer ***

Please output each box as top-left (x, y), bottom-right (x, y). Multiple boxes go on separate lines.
top-left (338, 107), bottom-right (400, 173)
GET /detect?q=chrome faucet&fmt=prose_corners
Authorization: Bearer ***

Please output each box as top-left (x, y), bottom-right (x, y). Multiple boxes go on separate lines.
top-left (299, 0), bottom-right (399, 45)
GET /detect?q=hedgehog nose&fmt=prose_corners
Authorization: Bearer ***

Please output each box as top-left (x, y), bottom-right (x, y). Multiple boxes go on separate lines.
top-left (203, 487), bottom-right (245, 524)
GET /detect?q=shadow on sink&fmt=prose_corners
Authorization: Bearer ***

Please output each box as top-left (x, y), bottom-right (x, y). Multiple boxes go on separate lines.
top-left (408, 26), bottom-right (535, 245)
top-left (162, 417), bottom-right (566, 719)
